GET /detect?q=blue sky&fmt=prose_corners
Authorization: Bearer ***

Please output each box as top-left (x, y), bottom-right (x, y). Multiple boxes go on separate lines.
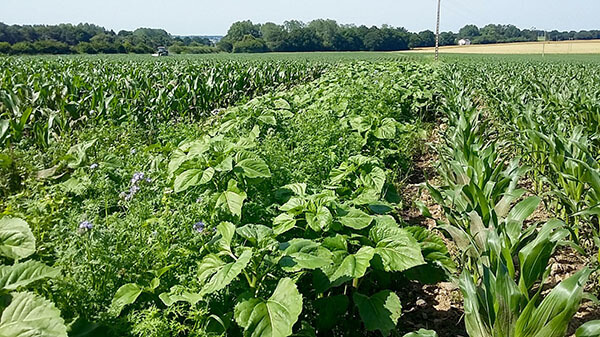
top-left (1, 0), bottom-right (599, 36)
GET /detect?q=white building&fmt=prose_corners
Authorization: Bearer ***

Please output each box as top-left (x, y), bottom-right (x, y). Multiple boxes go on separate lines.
top-left (458, 39), bottom-right (472, 46)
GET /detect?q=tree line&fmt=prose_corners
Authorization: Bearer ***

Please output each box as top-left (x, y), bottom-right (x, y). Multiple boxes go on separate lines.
top-left (2, 20), bottom-right (600, 55)
top-left (0, 23), bottom-right (217, 55)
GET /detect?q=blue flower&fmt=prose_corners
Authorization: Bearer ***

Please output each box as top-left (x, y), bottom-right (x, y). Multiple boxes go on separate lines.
top-left (130, 148), bottom-right (137, 155)
top-left (123, 172), bottom-right (151, 201)
top-left (131, 172), bottom-right (145, 184)
top-left (89, 163), bottom-right (99, 169)
top-left (193, 221), bottom-right (205, 233)
top-left (79, 220), bottom-right (93, 230)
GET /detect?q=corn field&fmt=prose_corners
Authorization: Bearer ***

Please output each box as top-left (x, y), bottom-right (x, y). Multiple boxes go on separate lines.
top-left (1, 53), bottom-right (600, 337)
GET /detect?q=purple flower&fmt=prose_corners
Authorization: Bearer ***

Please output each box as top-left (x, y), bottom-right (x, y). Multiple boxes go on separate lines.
top-left (193, 221), bottom-right (205, 233)
top-left (123, 172), bottom-right (151, 201)
top-left (79, 220), bottom-right (93, 230)
top-left (90, 163), bottom-right (99, 169)
top-left (131, 172), bottom-right (145, 184)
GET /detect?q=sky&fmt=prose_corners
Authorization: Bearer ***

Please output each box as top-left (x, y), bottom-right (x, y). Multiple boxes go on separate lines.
top-left (1, 0), bottom-right (599, 36)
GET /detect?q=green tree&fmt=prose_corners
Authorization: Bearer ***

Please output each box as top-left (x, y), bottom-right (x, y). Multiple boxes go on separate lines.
top-left (260, 22), bottom-right (288, 51)
top-left (439, 32), bottom-right (457, 46)
top-left (458, 24), bottom-right (480, 39)
top-left (11, 41), bottom-right (35, 54)
top-left (286, 28), bottom-right (323, 51)
top-left (225, 20), bottom-right (261, 42)
top-left (308, 19), bottom-right (339, 50)
top-left (216, 39), bottom-right (233, 52)
top-left (32, 39), bottom-right (71, 54)
top-left (232, 35), bottom-right (267, 53)
top-left (0, 41), bottom-right (10, 54)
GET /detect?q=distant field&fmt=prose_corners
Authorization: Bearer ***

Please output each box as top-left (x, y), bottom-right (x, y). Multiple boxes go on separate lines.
top-left (408, 39), bottom-right (600, 54)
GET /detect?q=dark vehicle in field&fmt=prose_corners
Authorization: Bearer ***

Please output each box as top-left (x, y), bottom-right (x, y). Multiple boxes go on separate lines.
top-left (153, 46), bottom-right (169, 56)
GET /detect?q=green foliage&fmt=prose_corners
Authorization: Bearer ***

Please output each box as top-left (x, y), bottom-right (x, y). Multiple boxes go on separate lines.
top-left (428, 71), bottom-right (600, 337)
top-left (0, 217), bottom-right (66, 336)
top-left (0, 56), bottom-right (447, 337)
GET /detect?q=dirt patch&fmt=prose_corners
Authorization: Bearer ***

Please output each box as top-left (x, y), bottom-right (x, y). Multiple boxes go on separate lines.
top-left (398, 282), bottom-right (466, 337)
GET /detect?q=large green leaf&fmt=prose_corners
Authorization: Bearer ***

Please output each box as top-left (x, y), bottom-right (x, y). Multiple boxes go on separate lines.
top-left (359, 167), bottom-right (386, 193)
top-left (110, 283), bottom-right (143, 316)
top-left (459, 271), bottom-right (492, 337)
top-left (518, 220), bottom-right (566, 292)
top-left (305, 206), bottom-right (332, 232)
top-left (273, 213), bottom-right (296, 236)
top-left (329, 246), bottom-right (375, 282)
top-left (198, 249), bottom-right (252, 296)
top-left (200, 167), bottom-right (216, 184)
top-left (374, 118), bottom-right (397, 140)
top-left (353, 290), bottom-right (402, 335)
top-left (174, 169), bottom-right (203, 193)
top-left (159, 287), bottom-right (202, 307)
top-left (237, 158), bottom-right (271, 178)
top-left (234, 278), bottom-right (302, 337)
top-left (339, 208), bottom-right (372, 230)
top-left (65, 139), bottom-right (96, 169)
top-left (0, 218), bottom-right (36, 260)
top-left (576, 320), bottom-right (600, 337)
top-left (279, 239), bottom-right (333, 272)
top-left (0, 261), bottom-right (59, 291)
top-left (369, 224), bottom-right (425, 272)
top-left (236, 224), bottom-right (274, 248)
top-left (0, 292), bottom-right (67, 337)
top-left (215, 222), bottom-right (236, 252)
top-left (217, 190), bottom-right (247, 217)
top-left (517, 268), bottom-right (590, 337)
top-left (403, 330), bottom-right (439, 337)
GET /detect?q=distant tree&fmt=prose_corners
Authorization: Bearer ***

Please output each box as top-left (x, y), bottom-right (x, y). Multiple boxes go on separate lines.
top-left (232, 35), bottom-right (268, 53)
top-left (332, 29), bottom-right (364, 51)
top-left (308, 19), bottom-right (339, 50)
top-left (33, 39), bottom-right (71, 54)
top-left (286, 28), bottom-right (323, 51)
top-left (439, 31), bottom-right (457, 46)
top-left (417, 30), bottom-right (436, 47)
top-left (459, 24), bottom-right (480, 39)
top-left (132, 28), bottom-right (171, 47)
top-left (575, 30), bottom-right (594, 40)
top-left (261, 22), bottom-right (289, 51)
top-left (11, 41), bottom-right (35, 54)
top-left (72, 42), bottom-right (97, 54)
top-left (363, 28), bottom-right (384, 51)
top-left (283, 20), bottom-right (306, 32)
top-left (225, 21), bottom-right (261, 42)
top-left (216, 39), bottom-right (233, 52)
top-left (0, 41), bottom-right (10, 54)
top-left (364, 27), bottom-right (408, 51)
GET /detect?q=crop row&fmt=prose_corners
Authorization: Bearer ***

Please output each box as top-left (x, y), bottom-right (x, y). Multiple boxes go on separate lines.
top-left (0, 56), bottom-right (326, 147)
top-left (419, 56), bottom-right (600, 336)
top-left (0, 60), bottom-right (443, 336)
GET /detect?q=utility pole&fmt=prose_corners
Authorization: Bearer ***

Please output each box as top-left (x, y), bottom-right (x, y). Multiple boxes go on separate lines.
top-left (435, 0), bottom-right (441, 61)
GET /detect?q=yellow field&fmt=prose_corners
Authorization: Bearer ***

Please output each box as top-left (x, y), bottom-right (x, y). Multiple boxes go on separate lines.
top-left (407, 40), bottom-right (600, 54)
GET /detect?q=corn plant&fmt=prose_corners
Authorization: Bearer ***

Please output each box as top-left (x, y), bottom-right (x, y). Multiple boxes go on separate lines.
top-left (0, 57), bottom-right (326, 147)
